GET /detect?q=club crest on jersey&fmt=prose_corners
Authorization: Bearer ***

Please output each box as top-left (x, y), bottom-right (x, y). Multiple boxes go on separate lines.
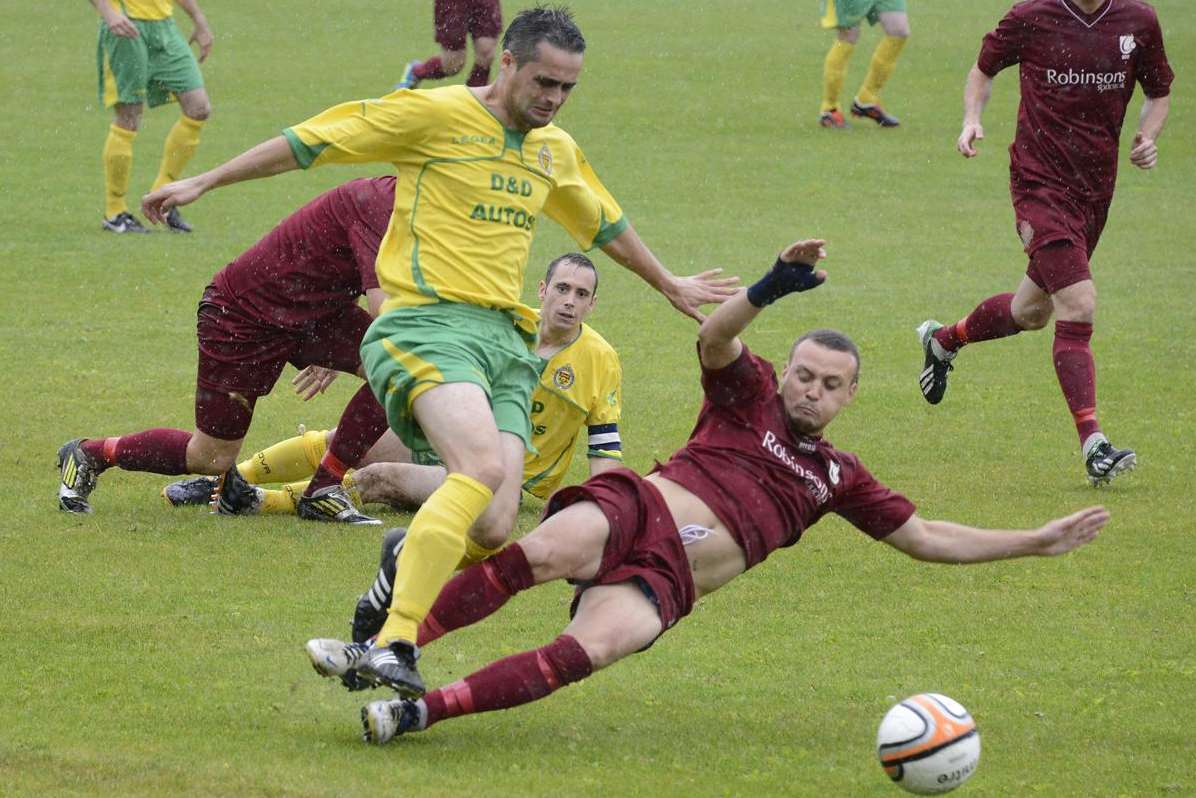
top-left (538, 144), bottom-right (553, 175)
top-left (1119, 35), bottom-right (1137, 60)
top-left (827, 458), bottom-right (841, 486)
top-left (553, 364), bottom-right (575, 390)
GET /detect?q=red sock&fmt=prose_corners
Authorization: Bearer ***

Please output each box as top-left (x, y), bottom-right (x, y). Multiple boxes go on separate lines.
top-left (82, 429), bottom-right (192, 474)
top-left (414, 57), bottom-right (446, 81)
top-left (1053, 320), bottom-right (1100, 446)
top-left (306, 384), bottom-right (388, 494)
top-left (934, 293), bottom-right (1020, 352)
top-left (417, 543), bottom-right (534, 646)
top-left (465, 62), bottom-right (491, 87)
top-left (422, 634), bottom-right (593, 728)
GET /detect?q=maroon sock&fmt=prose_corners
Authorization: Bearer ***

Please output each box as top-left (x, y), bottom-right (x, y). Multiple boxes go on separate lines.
top-left (306, 384), bottom-right (388, 494)
top-left (465, 62), bottom-right (491, 87)
top-left (417, 543), bottom-right (534, 646)
top-left (422, 634), bottom-right (593, 728)
top-left (82, 429), bottom-right (192, 474)
top-left (1053, 320), bottom-right (1100, 446)
top-left (413, 57), bottom-right (447, 81)
top-left (933, 293), bottom-right (1020, 352)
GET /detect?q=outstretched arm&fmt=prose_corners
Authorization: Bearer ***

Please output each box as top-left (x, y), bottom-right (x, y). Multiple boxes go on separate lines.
top-left (600, 225), bottom-right (739, 323)
top-left (142, 136), bottom-right (297, 223)
top-left (957, 63), bottom-right (993, 158)
top-left (884, 506), bottom-right (1108, 564)
top-left (697, 239), bottom-right (827, 370)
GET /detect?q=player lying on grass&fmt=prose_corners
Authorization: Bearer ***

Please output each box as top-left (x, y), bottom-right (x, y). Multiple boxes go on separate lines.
top-left (164, 252), bottom-right (625, 552)
top-left (302, 238), bottom-right (1109, 744)
top-left (57, 177), bottom-right (397, 524)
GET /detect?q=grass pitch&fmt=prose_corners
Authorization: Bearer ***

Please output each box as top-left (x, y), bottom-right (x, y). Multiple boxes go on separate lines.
top-left (2, 1), bottom-right (1194, 795)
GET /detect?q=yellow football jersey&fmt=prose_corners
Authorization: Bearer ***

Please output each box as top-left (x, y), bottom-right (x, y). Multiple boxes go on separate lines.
top-left (283, 86), bottom-right (628, 336)
top-left (522, 323), bottom-right (623, 499)
top-left (110, 1), bottom-right (173, 20)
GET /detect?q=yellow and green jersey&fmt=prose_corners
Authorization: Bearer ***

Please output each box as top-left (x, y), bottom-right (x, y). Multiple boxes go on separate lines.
top-left (523, 323), bottom-right (623, 499)
top-left (110, 1), bottom-right (173, 20)
top-left (283, 86), bottom-right (629, 337)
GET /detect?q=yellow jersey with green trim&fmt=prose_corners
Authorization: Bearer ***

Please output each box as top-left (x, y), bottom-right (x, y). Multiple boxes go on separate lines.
top-left (522, 323), bottom-right (623, 499)
top-left (283, 86), bottom-right (628, 336)
top-left (110, 1), bottom-right (173, 20)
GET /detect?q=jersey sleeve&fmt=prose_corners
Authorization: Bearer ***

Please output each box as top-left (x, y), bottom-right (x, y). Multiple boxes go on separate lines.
top-left (542, 141), bottom-right (629, 251)
top-left (699, 343), bottom-right (777, 408)
top-left (586, 348), bottom-right (623, 461)
top-left (347, 224), bottom-right (382, 291)
top-left (1135, 10), bottom-right (1174, 98)
top-left (282, 91), bottom-right (432, 169)
top-left (976, 6), bottom-right (1030, 77)
top-left (833, 456), bottom-right (916, 540)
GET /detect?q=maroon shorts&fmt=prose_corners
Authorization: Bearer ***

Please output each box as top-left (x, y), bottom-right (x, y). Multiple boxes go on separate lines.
top-left (193, 286), bottom-right (372, 438)
top-left (544, 469), bottom-right (696, 635)
top-left (435, 0), bottom-right (502, 50)
top-left (1011, 181), bottom-right (1110, 293)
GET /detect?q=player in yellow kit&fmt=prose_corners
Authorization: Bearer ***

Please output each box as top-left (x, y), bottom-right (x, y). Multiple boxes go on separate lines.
top-left (818, 0), bottom-right (908, 129)
top-left (142, 6), bottom-right (737, 699)
top-left (91, 0), bottom-right (213, 232)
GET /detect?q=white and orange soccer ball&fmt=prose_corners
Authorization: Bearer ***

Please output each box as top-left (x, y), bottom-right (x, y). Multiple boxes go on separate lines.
top-left (876, 693), bottom-right (981, 794)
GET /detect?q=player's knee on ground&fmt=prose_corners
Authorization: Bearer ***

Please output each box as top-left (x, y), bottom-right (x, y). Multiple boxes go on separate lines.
top-left (440, 49), bottom-right (467, 74)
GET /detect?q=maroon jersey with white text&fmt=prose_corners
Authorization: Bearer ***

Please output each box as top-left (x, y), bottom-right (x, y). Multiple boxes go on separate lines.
top-left (211, 177), bottom-right (394, 329)
top-left (977, 0), bottom-right (1173, 199)
top-left (652, 345), bottom-right (915, 569)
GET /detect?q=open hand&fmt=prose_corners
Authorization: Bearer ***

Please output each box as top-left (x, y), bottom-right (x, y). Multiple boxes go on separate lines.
top-left (1036, 506), bottom-right (1109, 556)
top-left (665, 269), bottom-right (741, 323)
top-left (292, 366), bottom-right (339, 401)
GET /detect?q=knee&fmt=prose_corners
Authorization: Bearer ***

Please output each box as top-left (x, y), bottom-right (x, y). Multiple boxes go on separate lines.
top-left (183, 101), bottom-right (211, 122)
top-left (186, 437), bottom-right (240, 474)
top-left (1053, 285), bottom-right (1097, 323)
top-left (837, 26), bottom-right (861, 44)
top-left (441, 50), bottom-right (467, 74)
top-left (473, 42), bottom-right (496, 67)
top-left (453, 456), bottom-right (505, 492)
top-left (1013, 303), bottom-right (1051, 331)
top-left (113, 105), bottom-right (143, 131)
top-left (471, 498), bottom-right (518, 549)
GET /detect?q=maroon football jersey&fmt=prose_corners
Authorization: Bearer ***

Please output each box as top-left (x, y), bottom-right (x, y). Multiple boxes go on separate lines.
top-left (652, 345), bottom-right (915, 569)
top-left (212, 176), bottom-right (395, 329)
top-left (977, 0), bottom-right (1173, 199)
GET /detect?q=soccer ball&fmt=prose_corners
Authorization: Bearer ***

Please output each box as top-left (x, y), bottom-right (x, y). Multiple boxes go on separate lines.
top-left (876, 693), bottom-right (981, 794)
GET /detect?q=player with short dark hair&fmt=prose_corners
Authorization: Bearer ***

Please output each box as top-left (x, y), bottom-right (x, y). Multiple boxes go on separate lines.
top-left (301, 239), bottom-right (1108, 743)
top-left (142, 4), bottom-right (737, 701)
top-left (918, 0), bottom-right (1172, 486)
top-left (394, 0), bottom-right (504, 91)
top-left (56, 178), bottom-right (395, 523)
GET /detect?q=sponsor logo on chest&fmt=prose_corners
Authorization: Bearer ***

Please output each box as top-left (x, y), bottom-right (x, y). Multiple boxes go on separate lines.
top-left (761, 430), bottom-right (831, 504)
top-left (1043, 33), bottom-right (1135, 92)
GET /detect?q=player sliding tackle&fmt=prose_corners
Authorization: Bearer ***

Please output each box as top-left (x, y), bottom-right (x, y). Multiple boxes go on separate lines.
top-left (143, 6), bottom-right (738, 698)
top-left (303, 239), bottom-right (1109, 744)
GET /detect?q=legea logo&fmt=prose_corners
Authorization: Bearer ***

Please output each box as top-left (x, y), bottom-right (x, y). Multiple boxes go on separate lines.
top-left (1119, 34), bottom-right (1136, 60)
top-left (1045, 68), bottom-right (1127, 92)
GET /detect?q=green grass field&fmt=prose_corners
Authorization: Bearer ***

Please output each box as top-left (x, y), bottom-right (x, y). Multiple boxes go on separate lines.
top-left (2, 1), bottom-right (1194, 795)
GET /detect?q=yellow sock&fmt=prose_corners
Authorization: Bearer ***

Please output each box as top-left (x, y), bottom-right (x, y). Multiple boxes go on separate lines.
top-left (259, 481), bottom-right (307, 514)
top-left (457, 536), bottom-right (502, 570)
top-left (151, 115), bottom-right (205, 191)
top-left (237, 429), bottom-right (329, 484)
top-left (821, 40), bottom-right (855, 113)
top-left (341, 471), bottom-right (364, 507)
top-left (103, 124), bottom-right (137, 218)
top-left (857, 36), bottom-right (907, 107)
top-left (376, 473), bottom-right (493, 646)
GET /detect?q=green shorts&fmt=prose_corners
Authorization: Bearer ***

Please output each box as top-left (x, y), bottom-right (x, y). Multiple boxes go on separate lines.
top-left (97, 17), bottom-right (204, 108)
top-left (820, 0), bottom-right (906, 29)
top-left (360, 303), bottom-right (544, 455)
